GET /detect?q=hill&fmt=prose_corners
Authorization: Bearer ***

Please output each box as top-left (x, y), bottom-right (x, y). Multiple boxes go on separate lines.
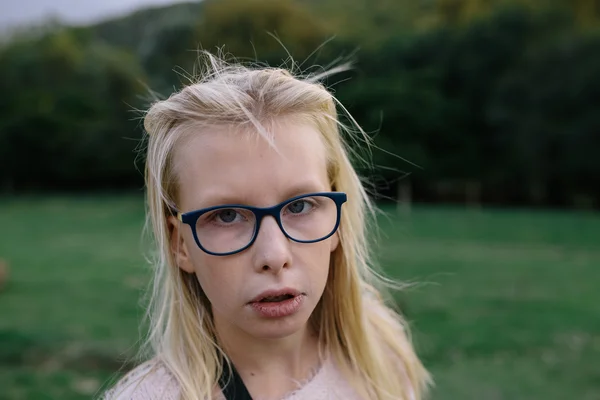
top-left (82, 1), bottom-right (203, 53)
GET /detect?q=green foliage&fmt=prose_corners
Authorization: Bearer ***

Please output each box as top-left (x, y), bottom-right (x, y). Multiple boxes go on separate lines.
top-left (332, 4), bottom-right (600, 206)
top-left (0, 29), bottom-right (147, 192)
top-left (196, 0), bottom-right (333, 64)
top-left (488, 32), bottom-right (600, 203)
top-left (0, 0), bottom-right (598, 208)
top-left (82, 1), bottom-right (203, 51)
top-left (299, 0), bottom-right (431, 44)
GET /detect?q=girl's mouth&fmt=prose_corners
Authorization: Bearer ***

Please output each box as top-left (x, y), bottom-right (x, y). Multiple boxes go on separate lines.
top-left (259, 294), bottom-right (295, 302)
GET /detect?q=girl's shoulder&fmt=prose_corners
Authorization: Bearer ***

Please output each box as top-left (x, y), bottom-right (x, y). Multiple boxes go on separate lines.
top-left (101, 358), bottom-right (180, 400)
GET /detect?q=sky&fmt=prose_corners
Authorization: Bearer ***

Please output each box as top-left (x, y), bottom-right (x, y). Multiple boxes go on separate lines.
top-left (0, 0), bottom-right (186, 31)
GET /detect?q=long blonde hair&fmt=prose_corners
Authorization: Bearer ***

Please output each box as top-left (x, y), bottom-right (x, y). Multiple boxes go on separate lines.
top-left (116, 51), bottom-right (431, 400)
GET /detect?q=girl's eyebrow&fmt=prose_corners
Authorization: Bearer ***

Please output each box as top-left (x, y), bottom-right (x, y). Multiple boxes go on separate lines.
top-left (191, 181), bottom-right (328, 210)
top-left (190, 191), bottom-right (251, 210)
top-left (281, 182), bottom-right (329, 200)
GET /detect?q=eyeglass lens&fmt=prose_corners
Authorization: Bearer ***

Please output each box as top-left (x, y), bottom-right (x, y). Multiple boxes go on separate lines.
top-left (195, 195), bottom-right (338, 254)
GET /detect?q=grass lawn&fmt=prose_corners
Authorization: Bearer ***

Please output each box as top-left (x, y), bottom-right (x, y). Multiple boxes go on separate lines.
top-left (0, 196), bottom-right (599, 400)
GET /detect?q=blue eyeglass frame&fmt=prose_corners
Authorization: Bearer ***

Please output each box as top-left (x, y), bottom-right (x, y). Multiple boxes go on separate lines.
top-left (177, 191), bottom-right (347, 256)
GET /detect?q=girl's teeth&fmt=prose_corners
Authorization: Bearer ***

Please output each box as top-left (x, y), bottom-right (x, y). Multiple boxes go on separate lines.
top-left (261, 295), bottom-right (292, 302)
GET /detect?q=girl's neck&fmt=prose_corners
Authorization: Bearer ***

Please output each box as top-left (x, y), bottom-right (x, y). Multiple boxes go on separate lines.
top-left (214, 319), bottom-right (322, 399)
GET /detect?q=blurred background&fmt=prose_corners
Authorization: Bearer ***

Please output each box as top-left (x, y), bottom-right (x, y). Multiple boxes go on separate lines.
top-left (0, 0), bottom-right (599, 399)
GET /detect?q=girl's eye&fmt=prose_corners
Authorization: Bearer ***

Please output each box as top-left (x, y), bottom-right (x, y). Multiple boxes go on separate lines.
top-left (198, 208), bottom-right (251, 229)
top-left (286, 200), bottom-right (312, 214)
top-left (216, 209), bottom-right (239, 223)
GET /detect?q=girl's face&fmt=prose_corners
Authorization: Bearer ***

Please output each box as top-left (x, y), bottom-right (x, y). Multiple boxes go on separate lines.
top-left (169, 118), bottom-right (339, 341)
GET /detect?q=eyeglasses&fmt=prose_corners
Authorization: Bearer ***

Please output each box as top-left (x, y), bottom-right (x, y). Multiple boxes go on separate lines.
top-left (177, 192), bottom-right (347, 256)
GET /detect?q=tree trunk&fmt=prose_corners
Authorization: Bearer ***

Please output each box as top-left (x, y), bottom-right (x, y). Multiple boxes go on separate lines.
top-left (465, 180), bottom-right (482, 209)
top-left (397, 179), bottom-right (412, 214)
top-left (529, 180), bottom-right (546, 206)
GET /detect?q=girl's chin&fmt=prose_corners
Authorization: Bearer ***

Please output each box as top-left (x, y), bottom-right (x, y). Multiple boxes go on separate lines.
top-left (243, 315), bottom-right (311, 340)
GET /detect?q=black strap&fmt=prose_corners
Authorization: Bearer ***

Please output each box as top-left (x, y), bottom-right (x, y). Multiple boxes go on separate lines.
top-left (219, 358), bottom-right (253, 400)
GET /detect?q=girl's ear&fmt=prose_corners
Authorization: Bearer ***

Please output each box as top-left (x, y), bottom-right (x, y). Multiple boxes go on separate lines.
top-left (167, 216), bottom-right (195, 273)
top-left (329, 231), bottom-right (340, 253)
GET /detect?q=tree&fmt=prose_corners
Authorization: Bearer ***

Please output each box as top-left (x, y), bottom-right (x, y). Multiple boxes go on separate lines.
top-left (195, 0), bottom-right (333, 67)
top-left (0, 28), bottom-right (147, 191)
top-left (488, 32), bottom-right (600, 206)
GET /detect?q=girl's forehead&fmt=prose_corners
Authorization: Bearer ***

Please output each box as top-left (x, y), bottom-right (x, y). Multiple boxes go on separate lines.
top-left (173, 120), bottom-right (331, 208)
top-left (176, 118), bottom-right (327, 163)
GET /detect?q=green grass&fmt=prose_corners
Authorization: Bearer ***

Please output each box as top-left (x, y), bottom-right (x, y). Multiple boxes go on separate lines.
top-left (1, 196), bottom-right (599, 400)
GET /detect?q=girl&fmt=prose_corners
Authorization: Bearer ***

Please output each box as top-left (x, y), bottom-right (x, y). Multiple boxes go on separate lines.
top-left (103, 51), bottom-right (431, 400)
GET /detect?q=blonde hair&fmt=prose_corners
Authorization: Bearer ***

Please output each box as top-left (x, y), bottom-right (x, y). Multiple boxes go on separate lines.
top-left (113, 51), bottom-right (431, 400)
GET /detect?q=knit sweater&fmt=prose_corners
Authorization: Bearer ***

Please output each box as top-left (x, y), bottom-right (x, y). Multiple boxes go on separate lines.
top-left (103, 357), bottom-right (367, 400)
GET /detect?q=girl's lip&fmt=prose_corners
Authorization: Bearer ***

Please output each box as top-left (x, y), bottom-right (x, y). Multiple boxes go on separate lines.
top-left (249, 287), bottom-right (302, 303)
top-left (249, 294), bottom-right (305, 318)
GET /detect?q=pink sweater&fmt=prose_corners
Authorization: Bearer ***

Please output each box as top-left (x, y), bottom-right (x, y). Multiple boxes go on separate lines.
top-left (103, 357), bottom-right (366, 400)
